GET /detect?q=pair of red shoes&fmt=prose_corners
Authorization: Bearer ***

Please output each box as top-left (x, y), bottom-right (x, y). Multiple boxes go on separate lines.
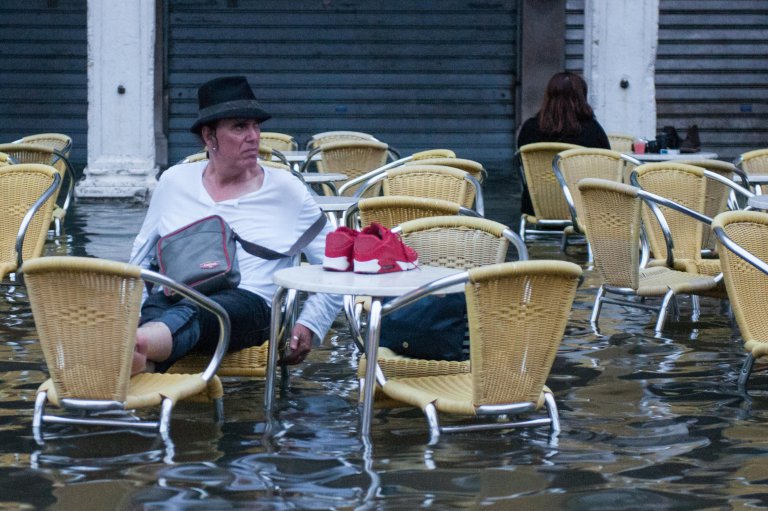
top-left (323, 223), bottom-right (418, 274)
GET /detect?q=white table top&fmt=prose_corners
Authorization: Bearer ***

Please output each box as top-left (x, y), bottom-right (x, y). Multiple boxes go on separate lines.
top-left (746, 175), bottom-right (768, 184)
top-left (748, 195), bottom-right (768, 210)
top-left (273, 264), bottom-right (463, 296)
top-left (301, 172), bottom-right (347, 184)
top-left (281, 150), bottom-right (318, 162)
top-left (313, 195), bottom-right (358, 212)
top-left (629, 151), bottom-right (718, 162)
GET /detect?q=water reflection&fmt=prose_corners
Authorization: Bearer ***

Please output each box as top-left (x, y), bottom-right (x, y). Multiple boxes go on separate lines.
top-left (1, 200), bottom-right (767, 508)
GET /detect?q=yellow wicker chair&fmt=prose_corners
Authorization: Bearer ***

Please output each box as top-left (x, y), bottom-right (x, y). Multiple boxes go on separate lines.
top-left (379, 260), bottom-right (582, 444)
top-left (552, 148), bottom-right (639, 241)
top-left (631, 163), bottom-right (753, 290)
top-left (344, 195), bottom-right (480, 231)
top-left (15, 133), bottom-right (73, 158)
top-left (306, 130), bottom-right (379, 150)
top-left (712, 210), bottom-right (768, 391)
top-left (734, 148), bottom-right (768, 192)
top-left (516, 142), bottom-right (582, 245)
top-left (0, 143), bottom-right (76, 235)
top-left (0, 164), bottom-right (61, 282)
top-left (301, 140), bottom-right (390, 197)
top-left (260, 132), bottom-right (298, 152)
top-left (24, 256), bottom-right (228, 445)
top-left (405, 157), bottom-right (487, 184)
top-left (410, 149), bottom-right (456, 161)
top-left (606, 133), bottom-right (635, 153)
top-left (678, 159), bottom-right (749, 251)
top-left (578, 178), bottom-right (721, 333)
top-left (353, 164), bottom-right (484, 215)
top-left (355, 216), bottom-right (529, 406)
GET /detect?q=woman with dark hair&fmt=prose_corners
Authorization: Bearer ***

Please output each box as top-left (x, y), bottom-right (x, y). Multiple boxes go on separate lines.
top-left (516, 71), bottom-right (610, 215)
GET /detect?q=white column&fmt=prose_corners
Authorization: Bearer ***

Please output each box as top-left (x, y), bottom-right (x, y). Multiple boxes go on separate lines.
top-left (77, 0), bottom-right (158, 200)
top-left (584, 0), bottom-right (659, 139)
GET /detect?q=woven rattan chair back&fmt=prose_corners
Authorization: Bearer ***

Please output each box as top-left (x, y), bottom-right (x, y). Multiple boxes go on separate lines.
top-left (0, 164), bottom-right (60, 280)
top-left (17, 133), bottom-right (73, 157)
top-left (355, 196), bottom-right (466, 229)
top-left (554, 148), bottom-right (625, 232)
top-left (579, 178), bottom-right (644, 289)
top-left (25, 257), bottom-right (144, 402)
top-left (380, 165), bottom-right (478, 210)
top-left (607, 133), bottom-right (634, 153)
top-left (399, 216), bottom-right (521, 270)
top-left (319, 140), bottom-right (389, 197)
top-left (260, 132), bottom-right (298, 152)
top-left (735, 148), bottom-right (768, 178)
top-left (410, 149), bottom-right (456, 161)
top-left (713, 211), bottom-right (768, 344)
top-left (518, 142), bottom-right (582, 220)
top-left (679, 159), bottom-right (739, 250)
top-left (467, 261), bottom-right (580, 405)
top-left (634, 163), bottom-right (707, 265)
top-left (405, 157), bottom-right (487, 184)
top-left (306, 130), bottom-right (378, 150)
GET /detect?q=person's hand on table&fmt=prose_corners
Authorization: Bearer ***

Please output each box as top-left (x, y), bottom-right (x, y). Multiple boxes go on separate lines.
top-left (280, 323), bottom-right (313, 365)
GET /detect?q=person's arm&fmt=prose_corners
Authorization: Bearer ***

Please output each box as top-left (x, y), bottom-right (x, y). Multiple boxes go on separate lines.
top-left (129, 178), bottom-right (168, 268)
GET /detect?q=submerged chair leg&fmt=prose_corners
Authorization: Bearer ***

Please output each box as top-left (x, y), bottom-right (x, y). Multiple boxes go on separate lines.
top-left (544, 392), bottom-right (560, 436)
top-left (560, 231), bottom-right (569, 253)
top-left (424, 403), bottom-right (441, 446)
top-left (738, 353), bottom-right (755, 392)
top-left (518, 217), bottom-right (527, 243)
top-left (691, 295), bottom-right (701, 322)
top-left (159, 398), bottom-right (173, 436)
top-left (655, 289), bottom-right (676, 332)
top-left (590, 286), bottom-right (606, 327)
top-left (32, 391), bottom-right (47, 445)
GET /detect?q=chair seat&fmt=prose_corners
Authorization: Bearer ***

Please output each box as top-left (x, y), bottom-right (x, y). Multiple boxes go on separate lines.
top-left (382, 373), bottom-right (548, 416)
top-left (358, 347), bottom-right (469, 379)
top-left (167, 343), bottom-right (269, 378)
top-left (634, 266), bottom-right (718, 296)
top-left (0, 262), bottom-right (15, 280)
top-left (38, 372), bottom-right (223, 409)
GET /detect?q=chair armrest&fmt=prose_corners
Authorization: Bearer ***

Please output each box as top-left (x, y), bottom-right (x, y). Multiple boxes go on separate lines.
top-left (299, 147), bottom-right (323, 173)
top-left (714, 225), bottom-right (768, 276)
top-left (140, 269), bottom-right (231, 382)
top-left (551, 155), bottom-right (581, 233)
top-left (502, 228), bottom-right (529, 260)
top-left (52, 149), bottom-right (77, 212)
top-left (15, 172), bottom-right (61, 269)
top-left (341, 155), bottom-right (414, 197)
top-left (381, 271), bottom-right (469, 317)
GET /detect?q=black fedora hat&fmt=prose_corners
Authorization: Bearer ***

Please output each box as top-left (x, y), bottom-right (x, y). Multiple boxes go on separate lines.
top-left (190, 76), bottom-right (271, 134)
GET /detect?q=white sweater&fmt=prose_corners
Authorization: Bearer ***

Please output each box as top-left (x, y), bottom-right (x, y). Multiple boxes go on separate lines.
top-left (130, 161), bottom-right (342, 340)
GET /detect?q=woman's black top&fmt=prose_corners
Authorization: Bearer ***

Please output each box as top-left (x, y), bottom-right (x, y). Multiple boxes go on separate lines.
top-left (516, 115), bottom-right (611, 215)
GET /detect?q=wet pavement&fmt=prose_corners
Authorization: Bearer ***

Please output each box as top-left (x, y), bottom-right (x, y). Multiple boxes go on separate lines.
top-left (1, 169), bottom-right (768, 509)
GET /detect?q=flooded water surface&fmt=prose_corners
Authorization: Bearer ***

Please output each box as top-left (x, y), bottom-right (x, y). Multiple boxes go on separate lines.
top-left (1, 200), bottom-right (767, 510)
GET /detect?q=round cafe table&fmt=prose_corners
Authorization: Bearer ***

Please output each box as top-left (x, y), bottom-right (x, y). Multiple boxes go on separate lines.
top-left (628, 151), bottom-right (718, 162)
top-left (264, 264), bottom-right (463, 439)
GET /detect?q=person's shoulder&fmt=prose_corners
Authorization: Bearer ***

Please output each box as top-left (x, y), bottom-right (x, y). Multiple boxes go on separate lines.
top-left (159, 161), bottom-right (205, 183)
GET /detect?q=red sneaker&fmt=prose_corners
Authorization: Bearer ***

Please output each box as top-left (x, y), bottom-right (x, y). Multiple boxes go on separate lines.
top-left (353, 223), bottom-right (418, 274)
top-left (323, 226), bottom-right (359, 271)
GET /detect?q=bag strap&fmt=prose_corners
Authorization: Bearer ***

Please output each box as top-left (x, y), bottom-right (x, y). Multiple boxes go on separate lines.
top-left (234, 213), bottom-right (327, 260)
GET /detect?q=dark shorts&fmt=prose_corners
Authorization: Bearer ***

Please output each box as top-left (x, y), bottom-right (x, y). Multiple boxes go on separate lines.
top-left (140, 287), bottom-right (271, 371)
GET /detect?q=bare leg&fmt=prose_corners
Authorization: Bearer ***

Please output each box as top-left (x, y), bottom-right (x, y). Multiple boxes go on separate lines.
top-left (132, 322), bottom-right (173, 375)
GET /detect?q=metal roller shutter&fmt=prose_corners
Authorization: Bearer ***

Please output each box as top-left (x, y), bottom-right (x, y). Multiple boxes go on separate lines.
top-left (566, 0), bottom-right (767, 163)
top-left (0, 1), bottom-right (88, 170)
top-left (165, 0), bottom-right (519, 174)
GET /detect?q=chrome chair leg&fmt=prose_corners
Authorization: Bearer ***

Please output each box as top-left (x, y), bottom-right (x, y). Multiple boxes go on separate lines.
top-left (424, 403), bottom-right (441, 446)
top-left (590, 286), bottom-right (606, 327)
top-left (691, 295), bottom-right (701, 322)
top-left (544, 392), bottom-right (560, 436)
top-left (738, 353), bottom-right (755, 392)
top-left (655, 289), bottom-right (676, 332)
top-left (32, 391), bottom-right (47, 445)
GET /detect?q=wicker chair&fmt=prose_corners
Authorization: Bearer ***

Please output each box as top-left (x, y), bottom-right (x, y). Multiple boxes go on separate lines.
top-left (0, 164), bottom-right (61, 282)
top-left (606, 133), bottom-right (635, 153)
top-left (410, 149), bottom-right (456, 161)
top-left (301, 140), bottom-right (390, 197)
top-left (0, 143), bottom-right (76, 235)
top-left (15, 133), bottom-right (73, 158)
top-left (0, 152), bottom-right (14, 167)
top-left (516, 142), bottom-right (582, 244)
top-left (405, 157), bottom-right (487, 184)
top-left (552, 148), bottom-right (639, 242)
top-left (305, 130), bottom-right (379, 150)
top-left (712, 210), bottom-right (768, 391)
top-left (678, 159), bottom-right (750, 251)
top-left (24, 256), bottom-right (228, 445)
top-left (344, 195), bottom-right (480, 231)
top-left (379, 260), bottom-right (582, 444)
top-left (631, 163), bottom-right (753, 285)
top-left (734, 148), bottom-right (768, 192)
top-left (355, 216), bottom-right (528, 406)
top-left (260, 132), bottom-right (298, 152)
top-left (577, 178), bottom-right (721, 333)
top-left (353, 164), bottom-right (484, 215)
